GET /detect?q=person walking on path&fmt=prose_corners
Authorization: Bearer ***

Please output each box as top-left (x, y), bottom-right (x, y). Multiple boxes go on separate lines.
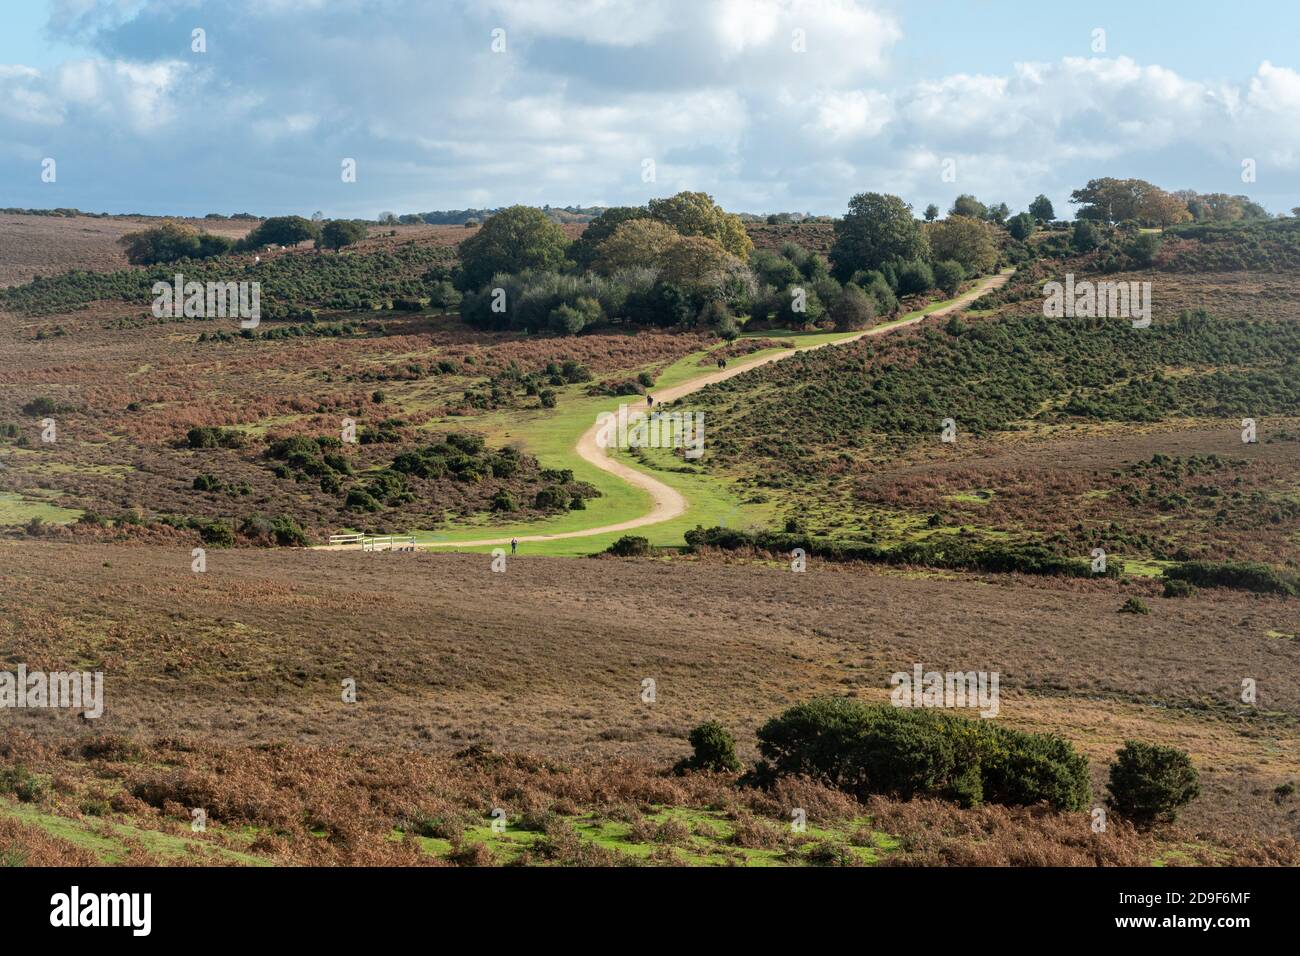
top-left (510, 537), bottom-right (518, 555)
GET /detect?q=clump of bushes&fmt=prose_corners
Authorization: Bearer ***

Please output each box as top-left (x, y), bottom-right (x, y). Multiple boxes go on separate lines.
top-left (684, 525), bottom-right (1120, 580)
top-left (746, 698), bottom-right (1091, 811)
top-left (195, 519), bottom-right (236, 547)
top-left (606, 535), bottom-right (652, 557)
top-left (237, 514), bottom-right (309, 547)
top-left (1119, 596), bottom-right (1150, 614)
top-left (192, 473), bottom-right (223, 492)
top-left (674, 721), bottom-right (742, 774)
top-left (187, 426), bottom-right (246, 449)
top-left (0, 765), bottom-right (45, 803)
top-left (342, 433), bottom-right (597, 515)
top-left (1106, 741), bottom-right (1200, 826)
top-left (390, 433), bottom-right (492, 481)
top-left (266, 434), bottom-right (351, 480)
top-left (534, 486), bottom-right (574, 510)
top-left (21, 397), bottom-right (63, 417)
top-left (553, 360), bottom-right (592, 384)
top-left (119, 221), bottom-right (234, 264)
top-left (1162, 578), bottom-right (1197, 599)
top-left (1164, 560), bottom-right (1299, 597)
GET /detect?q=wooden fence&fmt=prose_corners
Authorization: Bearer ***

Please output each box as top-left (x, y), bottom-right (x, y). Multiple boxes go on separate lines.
top-left (327, 533), bottom-right (417, 552)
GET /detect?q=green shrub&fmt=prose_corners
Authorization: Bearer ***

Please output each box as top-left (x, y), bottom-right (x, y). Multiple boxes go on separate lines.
top-left (607, 535), bottom-right (652, 557)
top-left (854, 707), bottom-right (983, 805)
top-left (895, 259), bottom-right (935, 296)
top-left (829, 283), bottom-right (876, 331)
top-left (560, 360), bottom-right (592, 384)
top-left (197, 520), bottom-right (235, 547)
top-left (187, 426), bottom-right (245, 449)
top-left (751, 698), bottom-right (1090, 811)
top-left (0, 765), bottom-right (45, 803)
top-left (1128, 232), bottom-right (1162, 266)
top-left (1162, 578), bottom-right (1197, 599)
top-left (803, 841), bottom-right (859, 867)
top-left (933, 259), bottom-right (965, 296)
top-left (192, 473), bottom-right (223, 492)
top-left (345, 489), bottom-right (380, 512)
top-left (674, 721), bottom-right (742, 774)
top-left (21, 397), bottom-right (58, 417)
top-left (445, 432), bottom-right (486, 455)
top-left (534, 486), bottom-right (571, 510)
top-left (684, 525), bottom-right (1116, 579)
top-left (270, 516), bottom-right (309, 547)
top-left (1164, 560), bottom-right (1299, 597)
top-left (1119, 596), bottom-right (1150, 614)
top-left (749, 697), bottom-right (869, 789)
top-left (1106, 741), bottom-right (1200, 825)
top-left (979, 725), bottom-right (1092, 812)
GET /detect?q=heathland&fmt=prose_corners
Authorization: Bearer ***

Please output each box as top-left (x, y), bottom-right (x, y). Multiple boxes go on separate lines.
top-left (2, 185), bottom-right (1298, 865)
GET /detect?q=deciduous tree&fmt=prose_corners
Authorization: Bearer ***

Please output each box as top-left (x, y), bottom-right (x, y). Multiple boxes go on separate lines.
top-left (830, 192), bottom-right (929, 280)
top-left (925, 215), bottom-right (997, 276)
top-left (457, 205), bottom-right (570, 289)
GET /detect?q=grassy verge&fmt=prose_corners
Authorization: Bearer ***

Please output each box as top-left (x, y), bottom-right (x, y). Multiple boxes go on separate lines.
top-left (0, 798), bottom-right (272, 866)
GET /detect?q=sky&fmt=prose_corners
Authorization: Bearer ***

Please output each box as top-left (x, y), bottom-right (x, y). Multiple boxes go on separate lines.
top-left (2, 0), bottom-right (1299, 220)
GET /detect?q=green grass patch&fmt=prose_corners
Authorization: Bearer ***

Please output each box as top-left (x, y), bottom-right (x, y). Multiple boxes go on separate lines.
top-left (394, 806), bottom-right (897, 866)
top-left (0, 491), bottom-right (83, 526)
top-left (0, 798), bottom-right (271, 866)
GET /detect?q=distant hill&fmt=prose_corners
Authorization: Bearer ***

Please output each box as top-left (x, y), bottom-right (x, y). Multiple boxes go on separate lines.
top-left (399, 205), bottom-right (607, 226)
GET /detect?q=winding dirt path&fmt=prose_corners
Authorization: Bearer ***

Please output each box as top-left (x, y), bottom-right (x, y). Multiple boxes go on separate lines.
top-left (336, 271), bottom-right (1011, 550)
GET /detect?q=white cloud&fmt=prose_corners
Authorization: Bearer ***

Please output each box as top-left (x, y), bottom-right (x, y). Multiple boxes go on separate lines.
top-left (51, 58), bottom-right (185, 131)
top-left (3, 2), bottom-right (1299, 215)
top-left (478, 0), bottom-right (678, 46)
top-left (804, 89), bottom-right (893, 141)
top-left (0, 65), bottom-right (61, 125)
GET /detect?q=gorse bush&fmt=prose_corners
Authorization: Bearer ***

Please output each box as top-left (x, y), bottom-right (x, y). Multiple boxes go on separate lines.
top-left (1162, 578), bottom-right (1198, 599)
top-left (1164, 560), bottom-right (1299, 597)
top-left (1119, 596), bottom-right (1150, 615)
top-left (1106, 741), bottom-right (1200, 825)
top-left (674, 721), bottom-right (742, 774)
top-left (21, 397), bottom-right (60, 417)
top-left (684, 525), bottom-right (1120, 579)
top-left (748, 698), bottom-right (1090, 811)
top-left (270, 516), bottom-right (309, 546)
top-left (0, 765), bottom-right (45, 803)
top-left (606, 535), bottom-right (652, 557)
top-left (1160, 217), bottom-right (1300, 273)
top-left (196, 519), bottom-right (236, 547)
top-left (0, 243), bottom-right (453, 317)
top-left (687, 310), bottom-right (1300, 471)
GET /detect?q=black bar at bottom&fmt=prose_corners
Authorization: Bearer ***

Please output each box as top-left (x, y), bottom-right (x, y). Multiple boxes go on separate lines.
top-left (2, 865), bottom-right (1284, 940)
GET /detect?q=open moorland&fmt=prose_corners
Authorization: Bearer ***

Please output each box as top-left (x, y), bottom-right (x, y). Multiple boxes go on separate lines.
top-left (2, 185), bottom-right (1299, 866)
top-left (1, 542), bottom-right (1297, 866)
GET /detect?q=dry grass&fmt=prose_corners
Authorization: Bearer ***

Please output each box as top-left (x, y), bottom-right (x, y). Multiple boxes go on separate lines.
top-left (1, 540), bottom-right (1297, 856)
